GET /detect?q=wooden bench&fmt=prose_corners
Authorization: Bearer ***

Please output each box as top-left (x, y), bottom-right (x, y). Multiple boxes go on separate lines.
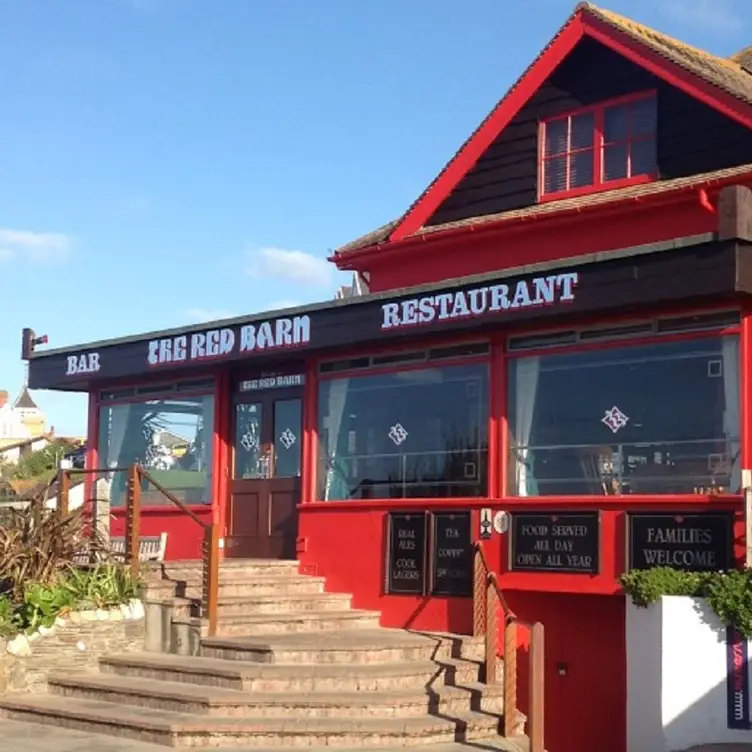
top-left (73, 533), bottom-right (168, 564)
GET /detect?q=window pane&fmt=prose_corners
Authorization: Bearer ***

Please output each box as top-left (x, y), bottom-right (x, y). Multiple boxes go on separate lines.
top-left (317, 363), bottom-right (489, 500)
top-left (604, 103), bottom-right (629, 143)
top-left (603, 143), bottom-right (628, 181)
top-left (544, 156), bottom-right (567, 194)
top-left (98, 394), bottom-right (214, 506)
top-left (570, 112), bottom-right (594, 150)
top-left (631, 97), bottom-right (657, 135)
top-left (274, 399), bottom-right (302, 478)
top-left (630, 138), bottom-right (656, 177)
top-left (545, 119), bottom-right (568, 156)
top-left (569, 150), bottom-right (594, 188)
top-left (507, 336), bottom-right (740, 496)
top-left (234, 402), bottom-right (263, 479)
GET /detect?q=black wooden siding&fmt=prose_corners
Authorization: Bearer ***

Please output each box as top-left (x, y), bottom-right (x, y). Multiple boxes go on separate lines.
top-left (426, 38), bottom-right (752, 227)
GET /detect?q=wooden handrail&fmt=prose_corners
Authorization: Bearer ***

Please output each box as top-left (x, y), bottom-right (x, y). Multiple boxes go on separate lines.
top-left (473, 542), bottom-right (545, 752)
top-left (127, 465), bottom-right (220, 637)
top-left (137, 468), bottom-right (208, 528)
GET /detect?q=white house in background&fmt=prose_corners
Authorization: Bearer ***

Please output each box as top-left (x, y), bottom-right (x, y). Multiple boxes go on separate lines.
top-left (0, 387), bottom-right (48, 445)
top-left (0, 434), bottom-right (51, 465)
top-left (43, 475), bottom-right (86, 511)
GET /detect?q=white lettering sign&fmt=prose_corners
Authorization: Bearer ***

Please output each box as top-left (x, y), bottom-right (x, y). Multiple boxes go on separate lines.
top-left (380, 272), bottom-right (579, 330)
top-left (147, 315), bottom-right (311, 367)
top-left (66, 352), bottom-right (101, 376)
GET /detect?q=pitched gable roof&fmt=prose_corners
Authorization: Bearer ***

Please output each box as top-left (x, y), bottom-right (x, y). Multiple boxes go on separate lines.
top-left (14, 387), bottom-right (38, 410)
top-left (333, 2), bottom-right (752, 261)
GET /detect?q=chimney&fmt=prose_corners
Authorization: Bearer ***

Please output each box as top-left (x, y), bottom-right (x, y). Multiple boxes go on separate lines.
top-left (0, 391), bottom-right (8, 409)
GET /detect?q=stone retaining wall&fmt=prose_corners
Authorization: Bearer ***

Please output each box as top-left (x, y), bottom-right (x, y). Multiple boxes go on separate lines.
top-left (0, 606), bottom-right (145, 695)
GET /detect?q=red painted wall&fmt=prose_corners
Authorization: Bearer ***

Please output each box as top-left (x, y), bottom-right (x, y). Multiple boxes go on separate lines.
top-left (298, 500), bottom-right (744, 752)
top-left (110, 506), bottom-right (210, 560)
top-left (507, 591), bottom-right (626, 752)
top-left (361, 195), bottom-right (719, 293)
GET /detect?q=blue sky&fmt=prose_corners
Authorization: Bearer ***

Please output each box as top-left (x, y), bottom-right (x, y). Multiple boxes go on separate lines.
top-left (1, 0), bottom-right (749, 435)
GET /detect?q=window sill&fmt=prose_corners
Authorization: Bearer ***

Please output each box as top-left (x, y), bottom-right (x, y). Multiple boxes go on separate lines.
top-left (300, 498), bottom-right (492, 511)
top-left (538, 173), bottom-right (655, 204)
top-left (300, 493), bottom-right (743, 512)
top-left (109, 504), bottom-right (213, 515)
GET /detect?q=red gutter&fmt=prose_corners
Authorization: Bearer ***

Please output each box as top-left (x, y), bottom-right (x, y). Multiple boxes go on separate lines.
top-left (333, 172), bottom-right (752, 269)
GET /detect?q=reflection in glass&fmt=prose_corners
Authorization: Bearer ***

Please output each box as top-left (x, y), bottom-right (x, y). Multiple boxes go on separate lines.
top-left (274, 399), bottom-right (302, 478)
top-left (507, 336), bottom-right (740, 496)
top-left (98, 395), bottom-right (214, 506)
top-left (317, 363), bottom-right (489, 500)
top-left (234, 403), bottom-right (263, 479)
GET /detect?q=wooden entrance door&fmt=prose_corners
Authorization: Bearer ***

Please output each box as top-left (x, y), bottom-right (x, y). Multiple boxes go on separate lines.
top-left (227, 391), bottom-right (303, 559)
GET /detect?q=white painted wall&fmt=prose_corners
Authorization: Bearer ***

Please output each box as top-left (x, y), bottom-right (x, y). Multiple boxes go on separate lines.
top-left (44, 481), bottom-right (85, 511)
top-left (0, 435), bottom-right (49, 464)
top-left (627, 595), bottom-right (752, 752)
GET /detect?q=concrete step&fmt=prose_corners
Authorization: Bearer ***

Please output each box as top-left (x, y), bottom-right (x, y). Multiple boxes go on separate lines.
top-left (145, 576), bottom-right (328, 601)
top-left (172, 592), bottom-right (354, 618)
top-left (201, 629), bottom-right (484, 665)
top-left (197, 609), bottom-right (382, 636)
top-left (99, 652), bottom-right (486, 692)
top-left (151, 559), bottom-right (301, 581)
top-left (0, 720), bottom-right (531, 752)
top-left (179, 575), bottom-right (327, 599)
top-left (48, 673), bottom-right (505, 718)
top-left (0, 695), bottom-right (504, 747)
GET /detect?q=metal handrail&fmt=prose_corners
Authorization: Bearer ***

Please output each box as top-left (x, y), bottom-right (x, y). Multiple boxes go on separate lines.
top-left (57, 464), bottom-right (220, 637)
top-left (473, 542), bottom-right (545, 752)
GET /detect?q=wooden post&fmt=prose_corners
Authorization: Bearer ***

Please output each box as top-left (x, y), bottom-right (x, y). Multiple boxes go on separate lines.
top-left (528, 622), bottom-right (545, 752)
top-left (125, 465), bottom-right (141, 579)
top-left (503, 620), bottom-right (518, 737)
top-left (203, 523), bottom-right (220, 637)
top-left (485, 580), bottom-right (497, 685)
top-left (473, 547), bottom-right (485, 637)
top-left (57, 468), bottom-right (70, 518)
top-left (746, 486), bottom-right (752, 569)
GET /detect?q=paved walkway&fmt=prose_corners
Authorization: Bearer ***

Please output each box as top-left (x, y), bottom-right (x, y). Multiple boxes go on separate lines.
top-left (0, 719), bottom-right (526, 751)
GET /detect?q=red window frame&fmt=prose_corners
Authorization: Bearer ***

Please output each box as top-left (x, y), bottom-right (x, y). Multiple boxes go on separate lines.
top-left (95, 378), bottom-right (217, 509)
top-left (538, 90), bottom-right (658, 202)
top-left (503, 321), bottom-right (741, 500)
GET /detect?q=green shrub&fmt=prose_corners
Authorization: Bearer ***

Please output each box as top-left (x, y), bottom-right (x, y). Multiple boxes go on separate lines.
top-left (63, 564), bottom-right (142, 610)
top-left (21, 582), bottom-right (75, 631)
top-left (0, 595), bottom-right (21, 638)
top-left (620, 566), bottom-right (752, 638)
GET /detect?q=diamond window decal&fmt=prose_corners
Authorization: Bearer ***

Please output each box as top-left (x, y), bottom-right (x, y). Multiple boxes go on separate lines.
top-left (279, 428), bottom-right (297, 450)
top-left (601, 406), bottom-right (629, 434)
top-left (240, 433), bottom-right (259, 452)
top-left (388, 423), bottom-right (409, 446)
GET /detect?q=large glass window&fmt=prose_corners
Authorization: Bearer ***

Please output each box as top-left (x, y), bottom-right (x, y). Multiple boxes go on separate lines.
top-left (508, 336), bottom-right (740, 496)
top-left (317, 362), bottom-right (489, 500)
top-left (98, 392), bottom-right (214, 506)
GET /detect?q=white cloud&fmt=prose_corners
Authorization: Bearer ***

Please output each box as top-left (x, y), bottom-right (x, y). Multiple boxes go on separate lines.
top-left (0, 227), bottom-right (73, 263)
top-left (184, 308), bottom-right (238, 324)
top-left (246, 246), bottom-right (333, 287)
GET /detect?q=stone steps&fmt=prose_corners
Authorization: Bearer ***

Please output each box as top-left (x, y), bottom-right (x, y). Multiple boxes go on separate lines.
top-left (200, 629), bottom-right (484, 664)
top-left (0, 560), bottom-right (524, 749)
top-left (170, 575), bottom-right (328, 599)
top-left (0, 695), bottom-right (506, 747)
top-left (98, 651), bottom-right (485, 692)
top-left (48, 672), bottom-right (504, 718)
top-left (176, 609), bottom-right (382, 637)
top-left (171, 592), bottom-right (353, 618)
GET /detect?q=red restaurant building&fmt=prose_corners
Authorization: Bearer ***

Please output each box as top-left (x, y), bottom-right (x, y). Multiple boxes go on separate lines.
top-left (23, 4), bottom-right (752, 751)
